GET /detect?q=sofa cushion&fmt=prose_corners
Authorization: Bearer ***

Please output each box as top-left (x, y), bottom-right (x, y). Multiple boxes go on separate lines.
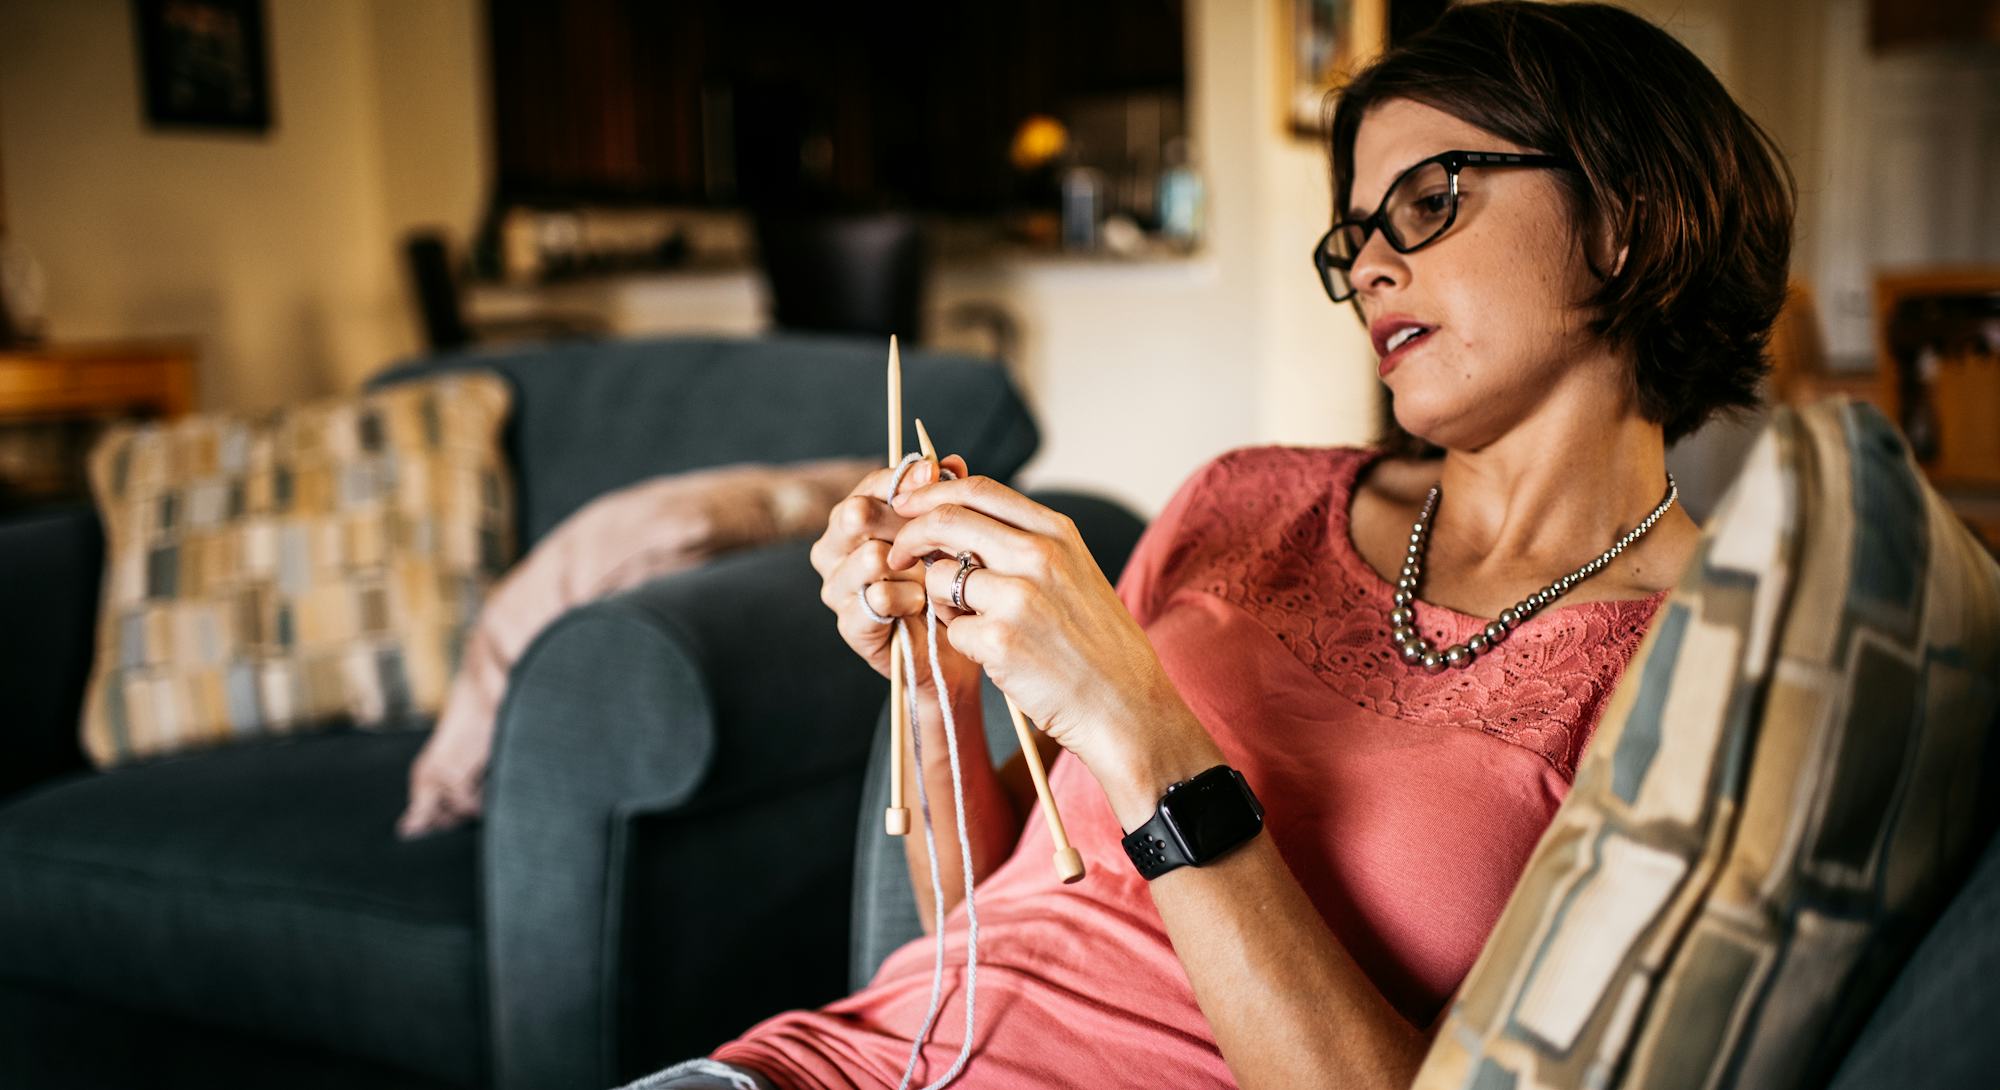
top-left (1413, 399), bottom-right (2000, 1090)
top-left (80, 374), bottom-right (515, 766)
top-left (0, 728), bottom-right (483, 1087)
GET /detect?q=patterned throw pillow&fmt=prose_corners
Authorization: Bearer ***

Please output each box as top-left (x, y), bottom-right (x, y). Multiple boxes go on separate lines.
top-left (79, 374), bottom-right (514, 767)
top-left (1414, 398), bottom-right (2000, 1090)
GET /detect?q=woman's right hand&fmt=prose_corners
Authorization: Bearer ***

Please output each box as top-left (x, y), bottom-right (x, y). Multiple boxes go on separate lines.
top-left (811, 453), bottom-right (979, 692)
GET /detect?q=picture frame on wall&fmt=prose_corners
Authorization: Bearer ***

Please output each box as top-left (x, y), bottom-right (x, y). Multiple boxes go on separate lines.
top-left (1282, 0), bottom-right (1387, 139)
top-left (132, 0), bottom-right (273, 133)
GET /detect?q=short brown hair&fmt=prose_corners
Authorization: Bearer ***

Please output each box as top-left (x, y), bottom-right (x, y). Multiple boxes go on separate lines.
top-left (1328, 0), bottom-right (1797, 446)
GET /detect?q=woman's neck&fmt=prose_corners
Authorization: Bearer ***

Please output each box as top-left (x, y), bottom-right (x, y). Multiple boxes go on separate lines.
top-left (1421, 399), bottom-right (1697, 600)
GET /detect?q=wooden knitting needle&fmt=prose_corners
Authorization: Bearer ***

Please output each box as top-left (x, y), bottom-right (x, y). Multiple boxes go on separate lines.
top-left (885, 337), bottom-right (911, 837)
top-left (913, 418), bottom-right (1086, 884)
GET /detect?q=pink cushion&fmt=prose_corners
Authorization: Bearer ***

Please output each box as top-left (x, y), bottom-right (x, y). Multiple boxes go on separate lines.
top-left (397, 458), bottom-right (874, 838)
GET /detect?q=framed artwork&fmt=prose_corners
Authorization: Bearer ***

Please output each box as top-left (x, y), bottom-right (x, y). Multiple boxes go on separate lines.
top-left (1281, 0), bottom-right (1387, 139)
top-left (133, 0), bottom-right (273, 133)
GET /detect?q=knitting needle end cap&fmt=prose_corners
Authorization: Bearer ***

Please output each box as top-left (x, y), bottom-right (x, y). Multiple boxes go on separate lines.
top-left (1054, 847), bottom-right (1086, 884)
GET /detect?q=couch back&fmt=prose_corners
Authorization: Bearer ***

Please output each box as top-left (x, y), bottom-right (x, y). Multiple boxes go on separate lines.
top-left (372, 334), bottom-right (1039, 549)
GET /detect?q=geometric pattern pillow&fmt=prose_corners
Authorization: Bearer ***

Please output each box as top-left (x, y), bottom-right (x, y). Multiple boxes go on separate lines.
top-left (1414, 398), bottom-right (2000, 1090)
top-left (78, 373), bottom-right (514, 768)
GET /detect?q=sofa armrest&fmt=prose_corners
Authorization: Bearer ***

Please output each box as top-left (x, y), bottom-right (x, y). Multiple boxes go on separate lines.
top-left (481, 537), bottom-right (883, 1090)
top-left (0, 506), bottom-right (102, 802)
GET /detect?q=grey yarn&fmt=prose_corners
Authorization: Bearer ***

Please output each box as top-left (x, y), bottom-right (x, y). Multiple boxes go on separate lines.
top-left (877, 452), bottom-right (981, 1090)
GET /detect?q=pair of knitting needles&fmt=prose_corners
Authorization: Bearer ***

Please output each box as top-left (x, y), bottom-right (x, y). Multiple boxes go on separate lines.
top-left (883, 337), bottom-right (1086, 885)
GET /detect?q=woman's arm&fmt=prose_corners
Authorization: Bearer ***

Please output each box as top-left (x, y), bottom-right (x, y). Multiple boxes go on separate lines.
top-left (1094, 715), bottom-right (1433, 1090)
top-left (885, 471), bottom-right (1433, 1083)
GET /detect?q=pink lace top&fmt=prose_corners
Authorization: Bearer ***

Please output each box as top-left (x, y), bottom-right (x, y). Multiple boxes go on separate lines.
top-left (1167, 444), bottom-right (1667, 782)
top-left (713, 445), bottom-right (1667, 1090)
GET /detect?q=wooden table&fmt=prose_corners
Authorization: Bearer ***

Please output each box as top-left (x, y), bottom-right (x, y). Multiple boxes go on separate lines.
top-left (0, 340), bottom-right (197, 509)
top-left (0, 340), bottom-right (196, 419)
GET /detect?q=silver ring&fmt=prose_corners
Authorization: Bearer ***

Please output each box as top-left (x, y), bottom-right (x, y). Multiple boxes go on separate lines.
top-left (950, 551), bottom-right (981, 611)
top-left (856, 583), bottom-right (895, 625)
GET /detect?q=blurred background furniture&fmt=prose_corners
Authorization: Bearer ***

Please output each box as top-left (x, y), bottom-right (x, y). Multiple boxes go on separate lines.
top-left (754, 211), bottom-right (928, 343)
top-left (751, 210), bottom-right (1021, 362)
top-left (1873, 266), bottom-right (2000, 548)
top-left (0, 339), bottom-right (194, 514)
top-left (402, 228), bottom-right (606, 353)
top-left (0, 332), bottom-right (1145, 1090)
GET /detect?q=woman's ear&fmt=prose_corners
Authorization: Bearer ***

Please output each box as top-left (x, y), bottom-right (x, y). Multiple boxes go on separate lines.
top-left (1586, 194), bottom-right (1640, 281)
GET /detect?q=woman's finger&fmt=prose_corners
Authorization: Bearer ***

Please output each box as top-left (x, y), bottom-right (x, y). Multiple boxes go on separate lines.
top-left (811, 458), bottom-right (959, 575)
top-left (823, 539), bottom-right (920, 609)
top-left (885, 499), bottom-right (1057, 574)
top-left (923, 556), bottom-right (1029, 619)
top-left (810, 488), bottom-right (909, 575)
top-left (890, 473), bottom-right (1069, 538)
top-left (836, 579), bottom-right (928, 643)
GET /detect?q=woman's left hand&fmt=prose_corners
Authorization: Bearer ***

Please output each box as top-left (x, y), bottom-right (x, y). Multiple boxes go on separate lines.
top-left (886, 466), bottom-right (1193, 774)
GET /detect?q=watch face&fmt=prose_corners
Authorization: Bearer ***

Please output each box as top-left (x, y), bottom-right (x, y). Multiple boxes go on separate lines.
top-left (1160, 767), bottom-right (1263, 861)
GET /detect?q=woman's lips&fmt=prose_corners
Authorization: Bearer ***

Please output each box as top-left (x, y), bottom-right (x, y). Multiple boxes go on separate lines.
top-left (1378, 328), bottom-right (1434, 377)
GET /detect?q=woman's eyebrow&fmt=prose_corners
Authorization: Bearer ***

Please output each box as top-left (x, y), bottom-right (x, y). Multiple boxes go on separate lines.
top-left (1347, 152), bottom-right (1446, 219)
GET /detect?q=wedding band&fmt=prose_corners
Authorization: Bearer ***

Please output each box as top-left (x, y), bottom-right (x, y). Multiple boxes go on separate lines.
top-left (951, 551), bottom-right (981, 611)
top-left (857, 583), bottom-right (895, 625)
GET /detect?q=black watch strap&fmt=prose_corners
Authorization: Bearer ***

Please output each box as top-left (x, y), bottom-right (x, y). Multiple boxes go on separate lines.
top-left (1122, 808), bottom-right (1193, 880)
top-left (1120, 765), bottom-right (1264, 881)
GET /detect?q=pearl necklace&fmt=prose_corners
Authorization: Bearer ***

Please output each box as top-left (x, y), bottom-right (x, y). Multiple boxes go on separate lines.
top-left (1388, 473), bottom-right (1678, 673)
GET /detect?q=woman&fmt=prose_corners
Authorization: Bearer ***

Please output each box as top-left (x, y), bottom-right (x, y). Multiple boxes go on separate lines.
top-left (624, 2), bottom-right (1794, 1087)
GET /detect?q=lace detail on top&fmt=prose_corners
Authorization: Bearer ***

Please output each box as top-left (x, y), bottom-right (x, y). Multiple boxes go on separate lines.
top-left (1155, 445), bottom-right (1667, 782)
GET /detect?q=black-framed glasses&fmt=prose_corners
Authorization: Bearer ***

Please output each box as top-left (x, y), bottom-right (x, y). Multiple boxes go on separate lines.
top-left (1312, 149), bottom-right (1580, 306)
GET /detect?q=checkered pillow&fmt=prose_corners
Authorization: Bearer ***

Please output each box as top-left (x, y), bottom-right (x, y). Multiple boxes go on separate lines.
top-left (1415, 399), bottom-right (2000, 1090)
top-left (79, 374), bottom-right (514, 767)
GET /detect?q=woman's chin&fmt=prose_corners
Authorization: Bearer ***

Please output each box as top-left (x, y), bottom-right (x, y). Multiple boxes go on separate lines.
top-left (1391, 399), bottom-right (1484, 453)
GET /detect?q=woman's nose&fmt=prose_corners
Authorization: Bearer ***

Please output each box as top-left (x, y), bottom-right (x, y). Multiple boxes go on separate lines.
top-left (1347, 227), bottom-right (1407, 302)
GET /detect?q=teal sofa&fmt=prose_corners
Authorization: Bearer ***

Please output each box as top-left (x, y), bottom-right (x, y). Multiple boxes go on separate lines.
top-left (0, 334), bottom-right (1146, 1090)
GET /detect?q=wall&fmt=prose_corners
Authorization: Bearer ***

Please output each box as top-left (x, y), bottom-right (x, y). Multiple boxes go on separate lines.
top-left (0, 0), bottom-right (1836, 518)
top-left (472, 0), bottom-right (1384, 520)
top-left (0, 0), bottom-right (489, 411)
top-left (1012, 0), bottom-right (1381, 515)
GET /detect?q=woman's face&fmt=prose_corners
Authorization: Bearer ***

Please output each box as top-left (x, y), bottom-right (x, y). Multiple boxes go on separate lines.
top-left (1346, 99), bottom-right (1615, 450)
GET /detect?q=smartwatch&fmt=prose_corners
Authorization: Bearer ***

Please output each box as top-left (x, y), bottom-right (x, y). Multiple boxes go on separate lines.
top-left (1120, 765), bottom-right (1265, 880)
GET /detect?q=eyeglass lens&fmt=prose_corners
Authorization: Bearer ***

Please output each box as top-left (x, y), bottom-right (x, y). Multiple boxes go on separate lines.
top-left (1319, 160), bottom-right (1455, 299)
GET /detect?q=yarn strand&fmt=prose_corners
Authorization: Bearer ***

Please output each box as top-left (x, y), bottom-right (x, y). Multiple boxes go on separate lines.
top-left (883, 455), bottom-right (980, 1090)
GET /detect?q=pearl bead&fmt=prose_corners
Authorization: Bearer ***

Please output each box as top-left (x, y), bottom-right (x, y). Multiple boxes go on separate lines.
top-left (1387, 470), bottom-right (1676, 671)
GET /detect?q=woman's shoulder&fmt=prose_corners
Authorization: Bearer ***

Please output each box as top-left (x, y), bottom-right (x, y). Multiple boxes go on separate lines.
top-left (1186, 443), bottom-right (1379, 496)
top-left (1179, 443), bottom-right (1443, 518)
